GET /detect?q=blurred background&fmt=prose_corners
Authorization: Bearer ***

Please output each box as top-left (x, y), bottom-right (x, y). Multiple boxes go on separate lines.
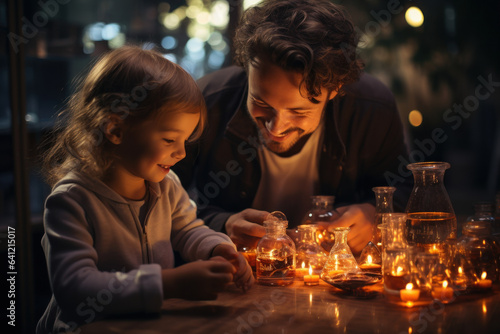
top-left (1, 0), bottom-right (499, 332)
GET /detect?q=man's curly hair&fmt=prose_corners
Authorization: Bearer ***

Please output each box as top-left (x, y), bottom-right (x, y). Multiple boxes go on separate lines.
top-left (233, 0), bottom-right (363, 101)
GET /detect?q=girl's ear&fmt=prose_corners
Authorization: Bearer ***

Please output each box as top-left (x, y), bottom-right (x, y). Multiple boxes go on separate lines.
top-left (103, 114), bottom-right (125, 145)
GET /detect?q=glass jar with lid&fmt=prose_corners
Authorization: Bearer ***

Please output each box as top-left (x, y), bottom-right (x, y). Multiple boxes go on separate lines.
top-left (256, 213), bottom-right (296, 286)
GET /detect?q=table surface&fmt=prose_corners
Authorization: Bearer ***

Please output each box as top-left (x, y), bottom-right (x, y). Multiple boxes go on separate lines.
top-left (80, 280), bottom-right (500, 334)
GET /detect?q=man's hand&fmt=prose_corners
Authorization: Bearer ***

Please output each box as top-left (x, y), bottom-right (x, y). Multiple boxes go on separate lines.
top-left (327, 203), bottom-right (376, 255)
top-left (225, 209), bottom-right (268, 247)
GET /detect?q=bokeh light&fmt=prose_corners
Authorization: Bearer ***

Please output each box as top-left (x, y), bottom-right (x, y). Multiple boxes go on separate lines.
top-left (408, 110), bottom-right (423, 127)
top-left (405, 7), bottom-right (424, 28)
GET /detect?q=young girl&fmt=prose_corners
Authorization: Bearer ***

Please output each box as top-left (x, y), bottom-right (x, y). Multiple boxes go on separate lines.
top-left (37, 45), bottom-right (253, 333)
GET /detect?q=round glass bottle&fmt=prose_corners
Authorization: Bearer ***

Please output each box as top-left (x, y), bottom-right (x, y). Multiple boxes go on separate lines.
top-left (301, 195), bottom-right (337, 252)
top-left (256, 219), bottom-right (296, 286)
top-left (405, 162), bottom-right (457, 256)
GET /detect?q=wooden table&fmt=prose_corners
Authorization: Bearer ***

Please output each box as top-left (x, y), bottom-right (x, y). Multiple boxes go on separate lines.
top-left (80, 280), bottom-right (500, 333)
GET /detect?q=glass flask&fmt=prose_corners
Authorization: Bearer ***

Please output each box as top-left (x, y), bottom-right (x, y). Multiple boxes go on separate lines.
top-left (372, 186), bottom-right (396, 249)
top-left (321, 227), bottom-right (360, 281)
top-left (456, 220), bottom-right (499, 283)
top-left (405, 162), bottom-right (457, 257)
top-left (301, 195), bottom-right (337, 252)
top-left (295, 224), bottom-right (327, 275)
top-left (256, 212), bottom-right (296, 286)
top-left (358, 241), bottom-right (382, 277)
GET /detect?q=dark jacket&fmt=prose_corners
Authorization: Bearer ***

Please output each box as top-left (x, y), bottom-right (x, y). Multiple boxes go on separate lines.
top-left (173, 66), bottom-right (412, 232)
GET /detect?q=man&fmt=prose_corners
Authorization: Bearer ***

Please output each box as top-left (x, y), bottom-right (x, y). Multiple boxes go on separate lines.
top-left (174, 0), bottom-right (412, 255)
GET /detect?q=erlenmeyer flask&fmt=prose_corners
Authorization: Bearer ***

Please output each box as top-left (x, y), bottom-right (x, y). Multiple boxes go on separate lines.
top-left (321, 227), bottom-right (360, 281)
top-left (405, 162), bottom-right (457, 256)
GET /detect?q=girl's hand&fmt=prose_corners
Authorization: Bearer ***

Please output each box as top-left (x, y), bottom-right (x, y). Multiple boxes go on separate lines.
top-left (211, 244), bottom-right (255, 292)
top-left (162, 259), bottom-right (234, 300)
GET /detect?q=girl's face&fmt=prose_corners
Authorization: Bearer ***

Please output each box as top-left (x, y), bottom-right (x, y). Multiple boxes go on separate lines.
top-left (114, 109), bottom-right (200, 185)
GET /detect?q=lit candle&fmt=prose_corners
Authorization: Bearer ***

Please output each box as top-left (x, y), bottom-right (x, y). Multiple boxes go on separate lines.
top-left (400, 283), bottom-right (420, 303)
top-left (432, 280), bottom-right (454, 303)
top-left (477, 272), bottom-right (492, 289)
top-left (304, 266), bottom-right (319, 286)
top-left (359, 255), bottom-right (382, 270)
top-left (296, 262), bottom-right (309, 280)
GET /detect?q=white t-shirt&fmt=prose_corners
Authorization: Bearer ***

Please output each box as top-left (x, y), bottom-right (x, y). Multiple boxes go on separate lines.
top-left (252, 125), bottom-right (323, 227)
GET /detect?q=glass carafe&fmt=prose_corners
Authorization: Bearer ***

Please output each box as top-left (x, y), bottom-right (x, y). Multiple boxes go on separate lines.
top-left (405, 162), bottom-right (457, 257)
top-left (372, 186), bottom-right (396, 249)
top-left (256, 214), bottom-right (296, 286)
top-left (301, 195), bottom-right (337, 252)
top-left (321, 227), bottom-right (360, 281)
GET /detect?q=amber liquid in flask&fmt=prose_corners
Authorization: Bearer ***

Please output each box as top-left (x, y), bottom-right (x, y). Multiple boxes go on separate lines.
top-left (405, 162), bottom-right (457, 256)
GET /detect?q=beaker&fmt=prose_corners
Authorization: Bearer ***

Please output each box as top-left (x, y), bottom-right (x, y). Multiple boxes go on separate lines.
top-left (372, 186), bottom-right (396, 248)
top-left (405, 162), bottom-right (457, 256)
top-left (321, 227), bottom-right (360, 281)
top-left (302, 195), bottom-right (337, 252)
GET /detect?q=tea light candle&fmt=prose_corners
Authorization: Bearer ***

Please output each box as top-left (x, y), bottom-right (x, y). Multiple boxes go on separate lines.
top-left (477, 272), bottom-right (492, 289)
top-left (400, 283), bottom-right (420, 302)
top-left (296, 262), bottom-right (309, 280)
top-left (432, 280), bottom-right (454, 302)
top-left (304, 266), bottom-right (319, 286)
top-left (359, 255), bottom-right (381, 270)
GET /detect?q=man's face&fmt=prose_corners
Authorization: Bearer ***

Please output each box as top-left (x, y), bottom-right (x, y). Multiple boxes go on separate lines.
top-left (247, 57), bottom-right (337, 155)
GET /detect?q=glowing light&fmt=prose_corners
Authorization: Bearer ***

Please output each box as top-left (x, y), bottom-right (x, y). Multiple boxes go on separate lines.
top-left (196, 11), bottom-right (211, 25)
top-left (161, 36), bottom-right (178, 50)
top-left (405, 7), bottom-right (424, 28)
top-left (210, 1), bottom-right (229, 28)
top-left (102, 23), bottom-right (120, 40)
top-left (244, 0), bottom-right (263, 10)
top-left (187, 22), bottom-right (211, 41)
top-left (481, 272), bottom-right (487, 280)
top-left (108, 32), bottom-right (126, 49)
top-left (409, 110), bottom-right (423, 127)
top-left (163, 13), bottom-right (181, 30)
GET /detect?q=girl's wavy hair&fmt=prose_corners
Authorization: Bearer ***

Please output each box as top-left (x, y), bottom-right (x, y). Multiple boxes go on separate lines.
top-left (43, 45), bottom-right (206, 186)
top-left (233, 0), bottom-right (363, 101)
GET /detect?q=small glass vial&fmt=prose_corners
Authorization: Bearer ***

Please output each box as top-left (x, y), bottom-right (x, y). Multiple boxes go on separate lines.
top-left (256, 218), bottom-right (296, 286)
top-left (302, 195), bottom-right (337, 252)
top-left (295, 224), bottom-right (327, 276)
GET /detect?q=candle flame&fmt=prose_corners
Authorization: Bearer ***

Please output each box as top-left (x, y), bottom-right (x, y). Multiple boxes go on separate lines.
top-left (458, 266), bottom-right (463, 274)
top-left (301, 262), bottom-right (305, 269)
top-left (481, 272), bottom-right (487, 280)
top-left (318, 233), bottom-right (323, 239)
top-left (397, 266), bottom-right (403, 274)
top-left (442, 280), bottom-right (448, 288)
top-left (309, 266), bottom-right (313, 275)
top-left (406, 283), bottom-right (413, 290)
top-left (482, 302), bottom-right (487, 314)
top-left (367, 255), bottom-right (373, 264)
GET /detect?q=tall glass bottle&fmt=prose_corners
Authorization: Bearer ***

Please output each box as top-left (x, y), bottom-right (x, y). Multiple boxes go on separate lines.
top-left (405, 162), bottom-right (457, 257)
top-left (256, 216), bottom-right (296, 286)
top-left (301, 195), bottom-right (336, 252)
top-left (372, 186), bottom-right (396, 249)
